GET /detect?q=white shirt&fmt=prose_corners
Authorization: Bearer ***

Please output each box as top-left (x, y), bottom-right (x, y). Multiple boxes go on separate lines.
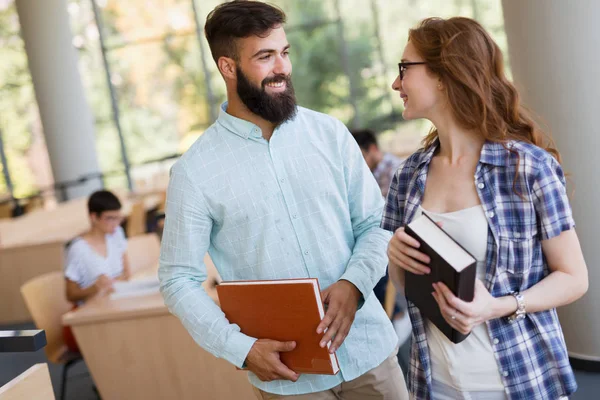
top-left (65, 226), bottom-right (128, 289)
top-left (416, 205), bottom-right (504, 392)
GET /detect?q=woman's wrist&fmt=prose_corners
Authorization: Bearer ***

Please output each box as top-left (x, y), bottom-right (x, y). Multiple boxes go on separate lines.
top-left (490, 295), bottom-right (519, 320)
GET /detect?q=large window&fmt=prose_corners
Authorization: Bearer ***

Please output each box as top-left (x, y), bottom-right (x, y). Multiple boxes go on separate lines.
top-left (0, 0), bottom-right (508, 199)
top-left (76, 0), bottom-right (507, 178)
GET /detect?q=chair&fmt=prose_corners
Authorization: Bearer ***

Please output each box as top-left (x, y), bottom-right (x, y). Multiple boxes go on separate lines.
top-left (126, 233), bottom-right (161, 275)
top-left (126, 199), bottom-right (146, 237)
top-left (0, 363), bottom-right (55, 400)
top-left (24, 195), bottom-right (44, 214)
top-left (156, 190), bottom-right (166, 214)
top-left (0, 203), bottom-right (13, 219)
top-left (21, 272), bottom-right (83, 400)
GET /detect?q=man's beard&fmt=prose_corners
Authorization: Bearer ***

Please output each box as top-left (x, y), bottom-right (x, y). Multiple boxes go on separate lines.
top-left (236, 66), bottom-right (297, 125)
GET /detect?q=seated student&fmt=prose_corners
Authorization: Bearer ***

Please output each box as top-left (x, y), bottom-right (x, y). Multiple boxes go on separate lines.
top-left (63, 190), bottom-right (130, 352)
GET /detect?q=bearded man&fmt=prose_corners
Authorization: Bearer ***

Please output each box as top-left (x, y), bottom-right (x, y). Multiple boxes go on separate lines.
top-left (158, 2), bottom-right (407, 399)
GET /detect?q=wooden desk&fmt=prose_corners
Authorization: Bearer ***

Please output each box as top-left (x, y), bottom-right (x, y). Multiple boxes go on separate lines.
top-left (62, 258), bottom-right (252, 400)
top-left (0, 193), bottom-right (163, 324)
top-left (0, 197), bottom-right (89, 249)
top-left (0, 364), bottom-right (55, 400)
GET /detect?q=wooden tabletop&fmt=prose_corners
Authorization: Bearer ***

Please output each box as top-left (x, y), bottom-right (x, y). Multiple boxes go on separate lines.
top-left (0, 364), bottom-right (54, 399)
top-left (62, 290), bottom-right (168, 327)
top-left (63, 255), bottom-right (220, 327)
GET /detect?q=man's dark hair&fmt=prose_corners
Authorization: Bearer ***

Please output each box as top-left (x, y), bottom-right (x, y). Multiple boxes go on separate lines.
top-left (350, 129), bottom-right (378, 151)
top-left (87, 190), bottom-right (122, 216)
top-left (204, 0), bottom-right (286, 63)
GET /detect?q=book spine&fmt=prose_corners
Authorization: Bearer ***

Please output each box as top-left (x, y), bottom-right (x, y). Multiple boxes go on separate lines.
top-left (452, 329), bottom-right (470, 344)
top-left (456, 261), bottom-right (477, 302)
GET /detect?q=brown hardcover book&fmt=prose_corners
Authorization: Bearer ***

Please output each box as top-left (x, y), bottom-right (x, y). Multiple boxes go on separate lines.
top-left (216, 278), bottom-right (340, 375)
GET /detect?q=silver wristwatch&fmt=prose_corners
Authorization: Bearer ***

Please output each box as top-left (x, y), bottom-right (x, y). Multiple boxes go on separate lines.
top-left (507, 292), bottom-right (526, 323)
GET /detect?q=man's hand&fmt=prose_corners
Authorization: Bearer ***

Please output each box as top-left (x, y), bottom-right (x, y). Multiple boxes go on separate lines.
top-left (245, 339), bottom-right (300, 382)
top-left (316, 280), bottom-right (361, 354)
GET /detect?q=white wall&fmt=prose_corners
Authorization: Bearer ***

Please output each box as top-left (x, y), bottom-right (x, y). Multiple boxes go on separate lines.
top-left (502, 0), bottom-right (600, 361)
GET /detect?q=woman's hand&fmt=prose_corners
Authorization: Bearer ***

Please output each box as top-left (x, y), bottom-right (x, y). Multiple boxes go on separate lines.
top-left (388, 227), bottom-right (432, 275)
top-left (432, 279), bottom-right (498, 335)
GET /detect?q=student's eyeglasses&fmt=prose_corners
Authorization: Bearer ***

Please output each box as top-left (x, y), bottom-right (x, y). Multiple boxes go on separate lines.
top-left (398, 62), bottom-right (426, 80)
top-left (101, 215), bottom-right (123, 223)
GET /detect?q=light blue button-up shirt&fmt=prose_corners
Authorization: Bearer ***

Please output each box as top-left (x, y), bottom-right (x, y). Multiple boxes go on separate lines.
top-left (159, 103), bottom-right (398, 395)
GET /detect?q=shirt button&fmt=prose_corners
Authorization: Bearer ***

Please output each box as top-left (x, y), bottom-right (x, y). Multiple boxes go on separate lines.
top-left (487, 211), bottom-right (495, 219)
top-left (514, 232), bottom-right (521, 238)
top-left (493, 338), bottom-right (499, 345)
top-left (280, 178), bottom-right (285, 183)
top-left (304, 250), bottom-right (309, 255)
top-left (292, 214), bottom-right (298, 219)
top-left (502, 371), bottom-right (509, 377)
top-left (477, 182), bottom-right (485, 189)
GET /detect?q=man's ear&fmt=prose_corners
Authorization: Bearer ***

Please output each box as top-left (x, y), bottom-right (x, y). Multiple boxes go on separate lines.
top-left (218, 56), bottom-right (237, 80)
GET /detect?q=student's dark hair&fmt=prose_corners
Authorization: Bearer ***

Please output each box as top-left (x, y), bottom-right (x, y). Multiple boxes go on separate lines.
top-left (204, 0), bottom-right (286, 63)
top-left (350, 129), bottom-right (378, 151)
top-left (87, 190), bottom-right (121, 216)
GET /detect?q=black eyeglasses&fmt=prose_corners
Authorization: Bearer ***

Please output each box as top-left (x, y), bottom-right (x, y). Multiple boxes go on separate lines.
top-left (398, 62), bottom-right (426, 80)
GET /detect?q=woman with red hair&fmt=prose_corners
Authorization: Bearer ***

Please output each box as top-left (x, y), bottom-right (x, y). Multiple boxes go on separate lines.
top-left (382, 17), bottom-right (587, 400)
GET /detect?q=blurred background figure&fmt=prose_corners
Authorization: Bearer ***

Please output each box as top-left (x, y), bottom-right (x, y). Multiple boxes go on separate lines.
top-left (63, 190), bottom-right (129, 353)
top-left (351, 128), bottom-right (410, 375)
top-left (351, 129), bottom-right (403, 198)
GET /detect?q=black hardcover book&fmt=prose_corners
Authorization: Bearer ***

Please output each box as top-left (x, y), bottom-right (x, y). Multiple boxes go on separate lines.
top-left (0, 330), bottom-right (47, 353)
top-left (404, 212), bottom-right (477, 344)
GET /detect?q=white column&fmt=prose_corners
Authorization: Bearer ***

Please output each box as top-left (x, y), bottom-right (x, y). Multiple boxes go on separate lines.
top-left (15, 0), bottom-right (102, 201)
top-left (502, 0), bottom-right (600, 364)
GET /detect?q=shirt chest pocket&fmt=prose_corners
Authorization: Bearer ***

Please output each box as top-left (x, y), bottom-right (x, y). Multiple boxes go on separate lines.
top-left (497, 222), bottom-right (538, 275)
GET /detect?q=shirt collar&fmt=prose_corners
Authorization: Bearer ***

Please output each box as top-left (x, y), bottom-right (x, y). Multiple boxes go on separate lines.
top-left (215, 102), bottom-right (299, 140)
top-left (216, 102), bottom-right (263, 139)
top-left (478, 140), bottom-right (511, 166)
top-left (415, 138), bottom-right (510, 168)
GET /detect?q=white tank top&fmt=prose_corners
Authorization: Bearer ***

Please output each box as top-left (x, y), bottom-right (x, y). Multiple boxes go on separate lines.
top-left (414, 205), bottom-right (504, 391)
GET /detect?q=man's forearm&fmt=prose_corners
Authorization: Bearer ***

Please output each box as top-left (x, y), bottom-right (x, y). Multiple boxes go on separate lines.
top-left (342, 226), bottom-right (391, 299)
top-left (159, 264), bottom-right (257, 368)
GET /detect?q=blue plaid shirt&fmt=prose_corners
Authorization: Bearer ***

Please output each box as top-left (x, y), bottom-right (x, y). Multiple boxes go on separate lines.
top-left (381, 139), bottom-right (577, 400)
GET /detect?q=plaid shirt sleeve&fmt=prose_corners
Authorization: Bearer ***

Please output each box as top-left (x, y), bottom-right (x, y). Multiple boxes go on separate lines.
top-left (381, 157), bottom-right (413, 233)
top-left (532, 155), bottom-right (575, 240)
